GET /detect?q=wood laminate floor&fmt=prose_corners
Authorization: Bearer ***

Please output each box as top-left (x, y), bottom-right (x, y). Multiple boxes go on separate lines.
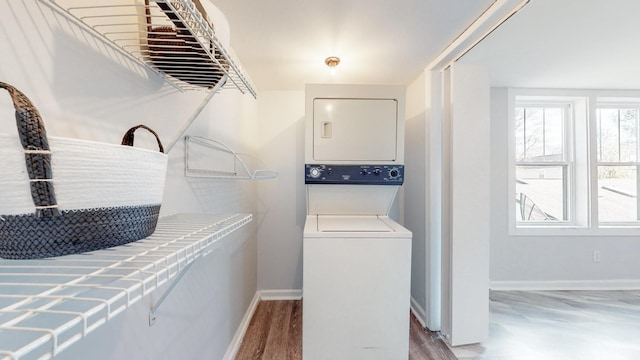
top-left (236, 290), bottom-right (640, 360)
top-left (235, 300), bottom-right (303, 360)
top-left (235, 299), bottom-right (456, 360)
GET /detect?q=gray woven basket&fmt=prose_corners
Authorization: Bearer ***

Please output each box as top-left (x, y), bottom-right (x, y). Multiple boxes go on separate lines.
top-left (0, 82), bottom-right (167, 259)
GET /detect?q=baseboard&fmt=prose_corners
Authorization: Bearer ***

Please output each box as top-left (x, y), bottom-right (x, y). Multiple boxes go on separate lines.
top-left (222, 291), bottom-right (261, 360)
top-left (490, 279), bottom-right (640, 291)
top-left (258, 289), bottom-right (303, 300)
top-left (410, 296), bottom-right (427, 329)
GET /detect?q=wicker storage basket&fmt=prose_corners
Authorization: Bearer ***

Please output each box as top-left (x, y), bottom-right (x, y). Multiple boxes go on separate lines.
top-left (144, 0), bottom-right (228, 88)
top-left (0, 82), bottom-right (168, 259)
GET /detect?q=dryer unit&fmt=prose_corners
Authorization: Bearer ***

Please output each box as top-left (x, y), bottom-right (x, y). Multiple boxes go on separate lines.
top-left (305, 83), bottom-right (406, 165)
top-left (304, 83), bottom-right (407, 215)
top-left (303, 84), bottom-right (412, 360)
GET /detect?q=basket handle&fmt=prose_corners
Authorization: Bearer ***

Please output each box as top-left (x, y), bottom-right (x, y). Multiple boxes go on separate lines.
top-left (121, 125), bottom-right (165, 153)
top-left (0, 81), bottom-right (60, 217)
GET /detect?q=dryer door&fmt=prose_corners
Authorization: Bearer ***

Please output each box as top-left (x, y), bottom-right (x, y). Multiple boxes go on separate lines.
top-left (312, 98), bottom-right (398, 161)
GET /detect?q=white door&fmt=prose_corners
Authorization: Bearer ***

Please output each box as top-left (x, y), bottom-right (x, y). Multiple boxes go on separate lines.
top-left (442, 62), bottom-right (491, 346)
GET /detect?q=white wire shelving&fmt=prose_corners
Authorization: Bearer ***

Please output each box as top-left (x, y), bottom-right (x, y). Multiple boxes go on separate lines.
top-left (44, 0), bottom-right (256, 97)
top-left (185, 136), bottom-right (278, 180)
top-left (0, 212), bottom-right (252, 360)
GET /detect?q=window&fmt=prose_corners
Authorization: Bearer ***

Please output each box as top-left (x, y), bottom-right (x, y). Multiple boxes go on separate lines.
top-left (596, 105), bottom-right (640, 223)
top-left (509, 91), bottom-right (640, 234)
top-left (515, 105), bottom-right (570, 223)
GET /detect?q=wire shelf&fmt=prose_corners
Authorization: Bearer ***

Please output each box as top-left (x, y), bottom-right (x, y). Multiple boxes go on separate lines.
top-left (0, 213), bottom-right (252, 360)
top-left (185, 136), bottom-right (278, 180)
top-left (46, 0), bottom-right (256, 97)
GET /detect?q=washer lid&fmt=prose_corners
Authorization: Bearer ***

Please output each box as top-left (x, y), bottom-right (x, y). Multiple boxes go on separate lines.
top-left (317, 215), bottom-right (394, 232)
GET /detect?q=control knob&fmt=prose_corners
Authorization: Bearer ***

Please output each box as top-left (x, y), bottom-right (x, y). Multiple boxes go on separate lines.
top-left (309, 167), bottom-right (322, 178)
top-left (388, 167), bottom-right (400, 179)
top-left (372, 168), bottom-right (382, 176)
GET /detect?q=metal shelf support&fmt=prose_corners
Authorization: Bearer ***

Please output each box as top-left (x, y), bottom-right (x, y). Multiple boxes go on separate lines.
top-left (148, 259), bottom-right (196, 326)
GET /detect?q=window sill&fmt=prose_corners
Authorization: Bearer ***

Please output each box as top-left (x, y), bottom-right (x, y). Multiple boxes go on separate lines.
top-left (510, 225), bottom-right (640, 237)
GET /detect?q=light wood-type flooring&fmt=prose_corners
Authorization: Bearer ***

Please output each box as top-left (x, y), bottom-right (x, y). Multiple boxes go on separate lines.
top-left (236, 290), bottom-right (640, 360)
top-left (453, 290), bottom-right (640, 360)
top-left (234, 299), bottom-right (456, 360)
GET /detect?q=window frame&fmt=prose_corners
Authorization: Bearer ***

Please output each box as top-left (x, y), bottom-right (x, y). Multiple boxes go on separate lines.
top-left (514, 103), bottom-right (572, 224)
top-left (594, 100), bottom-right (640, 226)
top-left (507, 89), bottom-right (640, 236)
top-left (511, 97), bottom-right (575, 227)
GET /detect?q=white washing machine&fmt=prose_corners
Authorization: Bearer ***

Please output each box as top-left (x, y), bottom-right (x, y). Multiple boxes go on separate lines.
top-left (302, 84), bottom-right (412, 360)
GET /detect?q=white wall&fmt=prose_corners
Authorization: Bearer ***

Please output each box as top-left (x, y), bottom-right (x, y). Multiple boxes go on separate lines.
top-left (489, 88), bottom-right (640, 289)
top-left (0, 1), bottom-right (259, 358)
top-left (255, 90), bottom-right (306, 291)
top-left (405, 70), bottom-right (446, 331)
top-left (405, 73), bottom-right (428, 322)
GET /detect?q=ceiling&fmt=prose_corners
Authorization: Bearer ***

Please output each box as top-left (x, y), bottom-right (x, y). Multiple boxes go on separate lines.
top-left (211, 0), bottom-right (494, 91)
top-left (461, 0), bottom-right (640, 89)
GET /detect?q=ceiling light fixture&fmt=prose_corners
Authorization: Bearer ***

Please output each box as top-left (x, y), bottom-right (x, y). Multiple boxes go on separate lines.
top-left (325, 56), bottom-right (340, 75)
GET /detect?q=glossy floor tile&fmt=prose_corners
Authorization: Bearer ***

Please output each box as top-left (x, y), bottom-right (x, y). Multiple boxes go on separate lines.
top-left (451, 290), bottom-right (640, 360)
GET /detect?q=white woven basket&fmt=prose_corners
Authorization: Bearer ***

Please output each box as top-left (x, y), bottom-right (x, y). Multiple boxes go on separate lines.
top-left (0, 81), bottom-right (168, 259)
top-left (0, 134), bottom-right (167, 215)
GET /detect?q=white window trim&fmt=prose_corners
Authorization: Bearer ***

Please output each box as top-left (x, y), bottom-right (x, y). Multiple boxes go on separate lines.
top-left (507, 88), bottom-right (640, 236)
top-left (594, 99), bottom-right (640, 226)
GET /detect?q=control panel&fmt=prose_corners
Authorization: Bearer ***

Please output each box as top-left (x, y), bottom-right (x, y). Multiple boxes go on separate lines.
top-left (305, 164), bottom-right (404, 185)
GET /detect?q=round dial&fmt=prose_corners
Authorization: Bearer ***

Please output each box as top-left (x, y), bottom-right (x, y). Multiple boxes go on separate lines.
top-left (309, 167), bottom-right (322, 178)
top-left (388, 168), bottom-right (400, 179)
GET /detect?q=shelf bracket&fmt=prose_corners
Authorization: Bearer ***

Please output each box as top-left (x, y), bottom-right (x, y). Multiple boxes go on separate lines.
top-left (165, 85), bottom-right (219, 153)
top-left (148, 259), bottom-right (197, 326)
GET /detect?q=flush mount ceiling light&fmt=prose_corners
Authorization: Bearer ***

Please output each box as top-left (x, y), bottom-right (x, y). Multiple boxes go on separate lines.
top-left (325, 56), bottom-right (340, 74)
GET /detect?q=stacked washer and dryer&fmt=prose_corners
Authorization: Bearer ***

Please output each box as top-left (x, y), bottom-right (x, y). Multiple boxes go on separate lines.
top-left (302, 84), bottom-right (412, 360)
